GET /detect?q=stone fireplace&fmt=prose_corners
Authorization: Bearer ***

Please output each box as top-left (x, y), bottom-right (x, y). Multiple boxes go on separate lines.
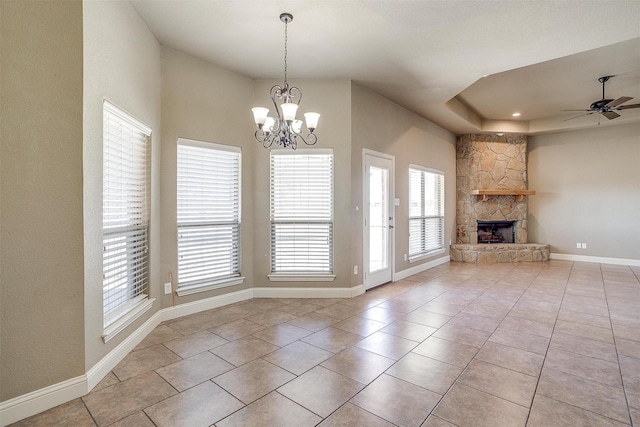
top-left (451, 134), bottom-right (549, 262)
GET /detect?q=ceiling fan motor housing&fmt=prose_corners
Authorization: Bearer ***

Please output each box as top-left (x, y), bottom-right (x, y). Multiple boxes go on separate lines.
top-left (590, 99), bottom-right (614, 112)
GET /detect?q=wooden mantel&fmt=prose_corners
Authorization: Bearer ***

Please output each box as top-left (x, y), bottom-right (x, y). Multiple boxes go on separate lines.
top-left (471, 189), bottom-right (536, 202)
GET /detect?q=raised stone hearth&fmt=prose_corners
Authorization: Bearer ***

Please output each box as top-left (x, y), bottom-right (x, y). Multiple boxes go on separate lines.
top-left (450, 243), bottom-right (550, 263)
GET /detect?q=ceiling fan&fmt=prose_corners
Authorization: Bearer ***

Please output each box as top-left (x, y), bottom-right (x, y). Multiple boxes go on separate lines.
top-left (563, 76), bottom-right (640, 121)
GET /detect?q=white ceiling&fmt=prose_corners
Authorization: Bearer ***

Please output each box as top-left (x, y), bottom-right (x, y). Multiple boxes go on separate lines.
top-left (130, 0), bottom-right (640, 135)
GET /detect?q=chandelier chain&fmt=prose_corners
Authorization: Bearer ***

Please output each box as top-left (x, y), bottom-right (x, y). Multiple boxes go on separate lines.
top-left (283, 20), bottom-right (288, 87)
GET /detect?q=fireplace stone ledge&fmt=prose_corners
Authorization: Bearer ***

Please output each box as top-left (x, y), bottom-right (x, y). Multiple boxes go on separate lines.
top-left (450, 243), bottom-right (550, 263)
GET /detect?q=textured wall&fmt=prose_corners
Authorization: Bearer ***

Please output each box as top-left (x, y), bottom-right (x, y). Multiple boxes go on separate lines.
top-left (160, 47), bottom-right (254, 301)
top-left (83, 0), bottom-right (162, 369)
top-left (252, 79), bottom-right (354, 288)
top-left (528, 122), bottom-right (640, 259)
top-left (351, 84), bottom-right (456, 280)
top-left (456, 134), bottom-right (529, 244)
top-left (0, 1), bottom-right (85, 400)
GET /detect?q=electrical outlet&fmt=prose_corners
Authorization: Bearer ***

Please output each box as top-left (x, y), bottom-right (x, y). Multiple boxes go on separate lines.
top-left (576, 242), bottom-right (581, 249)
top-left (353, 265), bottom-right (358, 275)
top-left (581, 243), bottom-right (587, 249)
top-left (164, 282), bottom-right (172, 295)
top-left (404, 254), bottom-right (408, 261)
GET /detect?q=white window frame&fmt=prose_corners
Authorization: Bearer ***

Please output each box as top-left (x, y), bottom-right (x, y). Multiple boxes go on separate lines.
top-left (408, 165), bottom-right (445, 262)
top-left (176, 138), bottom-right (244, 296)
top-left (269, 149), bottom-right (335, 282)
top-left (102, 101), bottom-right (154, 342)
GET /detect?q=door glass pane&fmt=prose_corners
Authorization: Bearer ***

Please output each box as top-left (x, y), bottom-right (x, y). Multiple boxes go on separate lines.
top-left (369, 166), bottom-right (388, 272)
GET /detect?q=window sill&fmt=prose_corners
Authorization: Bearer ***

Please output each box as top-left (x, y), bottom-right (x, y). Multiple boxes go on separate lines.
top-left (102, 297), bottom-right (155, 343)
top-left (409, 248), bottom-right (445, 264)
top-left (268, 274), bottom-right (336, 282)
top-left (176, 276), bottom-right (245, 297)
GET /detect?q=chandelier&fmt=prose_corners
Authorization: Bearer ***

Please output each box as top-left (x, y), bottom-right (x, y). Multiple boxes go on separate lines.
top-left (251, 13), bottom-right (320, 149)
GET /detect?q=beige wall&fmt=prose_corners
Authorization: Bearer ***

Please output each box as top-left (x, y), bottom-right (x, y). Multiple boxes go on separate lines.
top-left (83, 0), bottom-right (161, 368)
top-left (528, 122), bottom-right (640, 260)
top-left (350, 84), bottom-right (456, 284)
top-left (252, 79), bottom-right (353, 288)
top-left (0, 1), bottom-right (85, 400)
top-left (160, 48), bottom-right (255, 301)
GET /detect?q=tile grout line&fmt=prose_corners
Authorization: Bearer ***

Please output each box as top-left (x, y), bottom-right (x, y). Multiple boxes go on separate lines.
top-left (413, 262), bottom-right (539, 425)
top-left (538, 262), bottom-right (637, 426)
top-left (437, 263), bottom-right (556, 422)
top-left (603, 263), bottom-right (636, 427)
top-left (522, 260), bottom-right (572, 426)
top-left (28, 261), bottom-right (639, 427)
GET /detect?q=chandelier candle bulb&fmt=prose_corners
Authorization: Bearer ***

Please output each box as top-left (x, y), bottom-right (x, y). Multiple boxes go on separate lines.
top-left (264, 117), bottom-right (276, 133)
top-left (281, 103), bottom-right (299, 122)
top-left (251, 12), bottom-right (320, 149)
top-left (304, 112), bottom-right (320, 131)
top-left (252, 107), bottom-right (269, 127)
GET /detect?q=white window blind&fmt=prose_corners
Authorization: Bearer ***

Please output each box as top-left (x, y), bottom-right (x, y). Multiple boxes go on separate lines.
top-left (270, 150), bottom-right (333, 273)
top-left (102, 101), bottom-right (151, 328)
top-left (177, 139), bottom-right (241, 288)
top-left (409, 166), bottom-right (444, 258)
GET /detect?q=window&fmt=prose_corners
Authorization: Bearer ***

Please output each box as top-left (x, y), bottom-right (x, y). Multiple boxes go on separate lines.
top-left (409, 166), bottom-right (444, 259)
top-left (177, 139), bottom-right (242, 294)
top-left (102, 101), bottom-right (151, 329)
top-left (270, 150), bottom-right (333, 276)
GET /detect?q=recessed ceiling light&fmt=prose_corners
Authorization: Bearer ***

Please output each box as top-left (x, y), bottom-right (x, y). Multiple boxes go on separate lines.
top-left (512, 112), bottom-right (521, 117)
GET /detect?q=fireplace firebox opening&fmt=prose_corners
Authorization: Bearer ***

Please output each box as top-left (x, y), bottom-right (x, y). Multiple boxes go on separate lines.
top-left (477, 220), bottom-right (515, 244)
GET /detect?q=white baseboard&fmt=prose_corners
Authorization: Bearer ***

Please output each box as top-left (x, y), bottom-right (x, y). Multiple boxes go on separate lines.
top-left (253, 285), bottom-right (365, 299)
top-left (0, 288), bottom-right (254, 426)
top-left (160, 288), bottom-right (254, 321)
top-left (0, 375), bottom-right (87, 426)
top-left (393, 255), bottom-right (451, 281)
top-left (87, 310), bottom-right (164, 391)
top-left (550, 253), bottom-right (640, 267)
top-left (0, 283), bottom-right (368, 425)
top-left (1, 284), bottom-right (379, 425)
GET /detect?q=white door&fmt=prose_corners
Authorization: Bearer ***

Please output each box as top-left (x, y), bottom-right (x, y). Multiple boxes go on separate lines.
top-left (364, 151), bottom-right (394, 290)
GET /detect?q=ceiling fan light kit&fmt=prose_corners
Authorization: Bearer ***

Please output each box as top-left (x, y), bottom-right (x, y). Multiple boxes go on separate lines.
top-left (251, 13), bottom-right (320, 149)
top-left (562, 75), bottom-right (640, 122)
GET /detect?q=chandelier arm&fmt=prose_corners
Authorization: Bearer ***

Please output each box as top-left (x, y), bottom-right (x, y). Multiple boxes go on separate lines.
top-left (269, 85), bottom-right (284, 120)
top-left (288, 86), bottom-right (302, 105)
top-left (263, 135), bottom-right (274, 148)
top-left (270, 84), bottom-right (283, 98)
top-left (291, 130), bottom-right (317, 146)
top-left (254, 129), bottom-right (277, 148)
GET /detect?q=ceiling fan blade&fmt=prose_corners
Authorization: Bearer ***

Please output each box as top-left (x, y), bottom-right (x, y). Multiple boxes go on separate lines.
top-left (616, 103), bottom-right (640, 110)
top-left (603, 111), bottom-right (620, 120)
top-left (561, 109), bottom-right (591, 112)
top-left (561, 112), bottom-right (594, 122)
top-left (606, 97), bottom-right (633, 108)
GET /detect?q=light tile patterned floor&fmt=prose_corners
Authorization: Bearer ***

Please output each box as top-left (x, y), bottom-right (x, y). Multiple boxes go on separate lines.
top-left (11, 261), bottom-right (640, 426)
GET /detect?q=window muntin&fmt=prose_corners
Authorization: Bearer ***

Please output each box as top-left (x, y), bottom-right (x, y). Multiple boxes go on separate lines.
top-left (177, 139), bottom-right (241, 288)
top-left (409, 166), bottom-right (444, 259)
top-left (270, 150), bottom-right (333, 273)
top-left (102, 101), bottom-right (151, 328)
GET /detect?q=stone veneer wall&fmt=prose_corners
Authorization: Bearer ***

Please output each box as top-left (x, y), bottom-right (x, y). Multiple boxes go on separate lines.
top-left (456, 134), bottom-right (529, 244)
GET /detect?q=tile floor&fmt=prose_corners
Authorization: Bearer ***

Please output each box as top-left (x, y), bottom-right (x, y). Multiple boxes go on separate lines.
top-left (12, 261), bottom-right (640, 426)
